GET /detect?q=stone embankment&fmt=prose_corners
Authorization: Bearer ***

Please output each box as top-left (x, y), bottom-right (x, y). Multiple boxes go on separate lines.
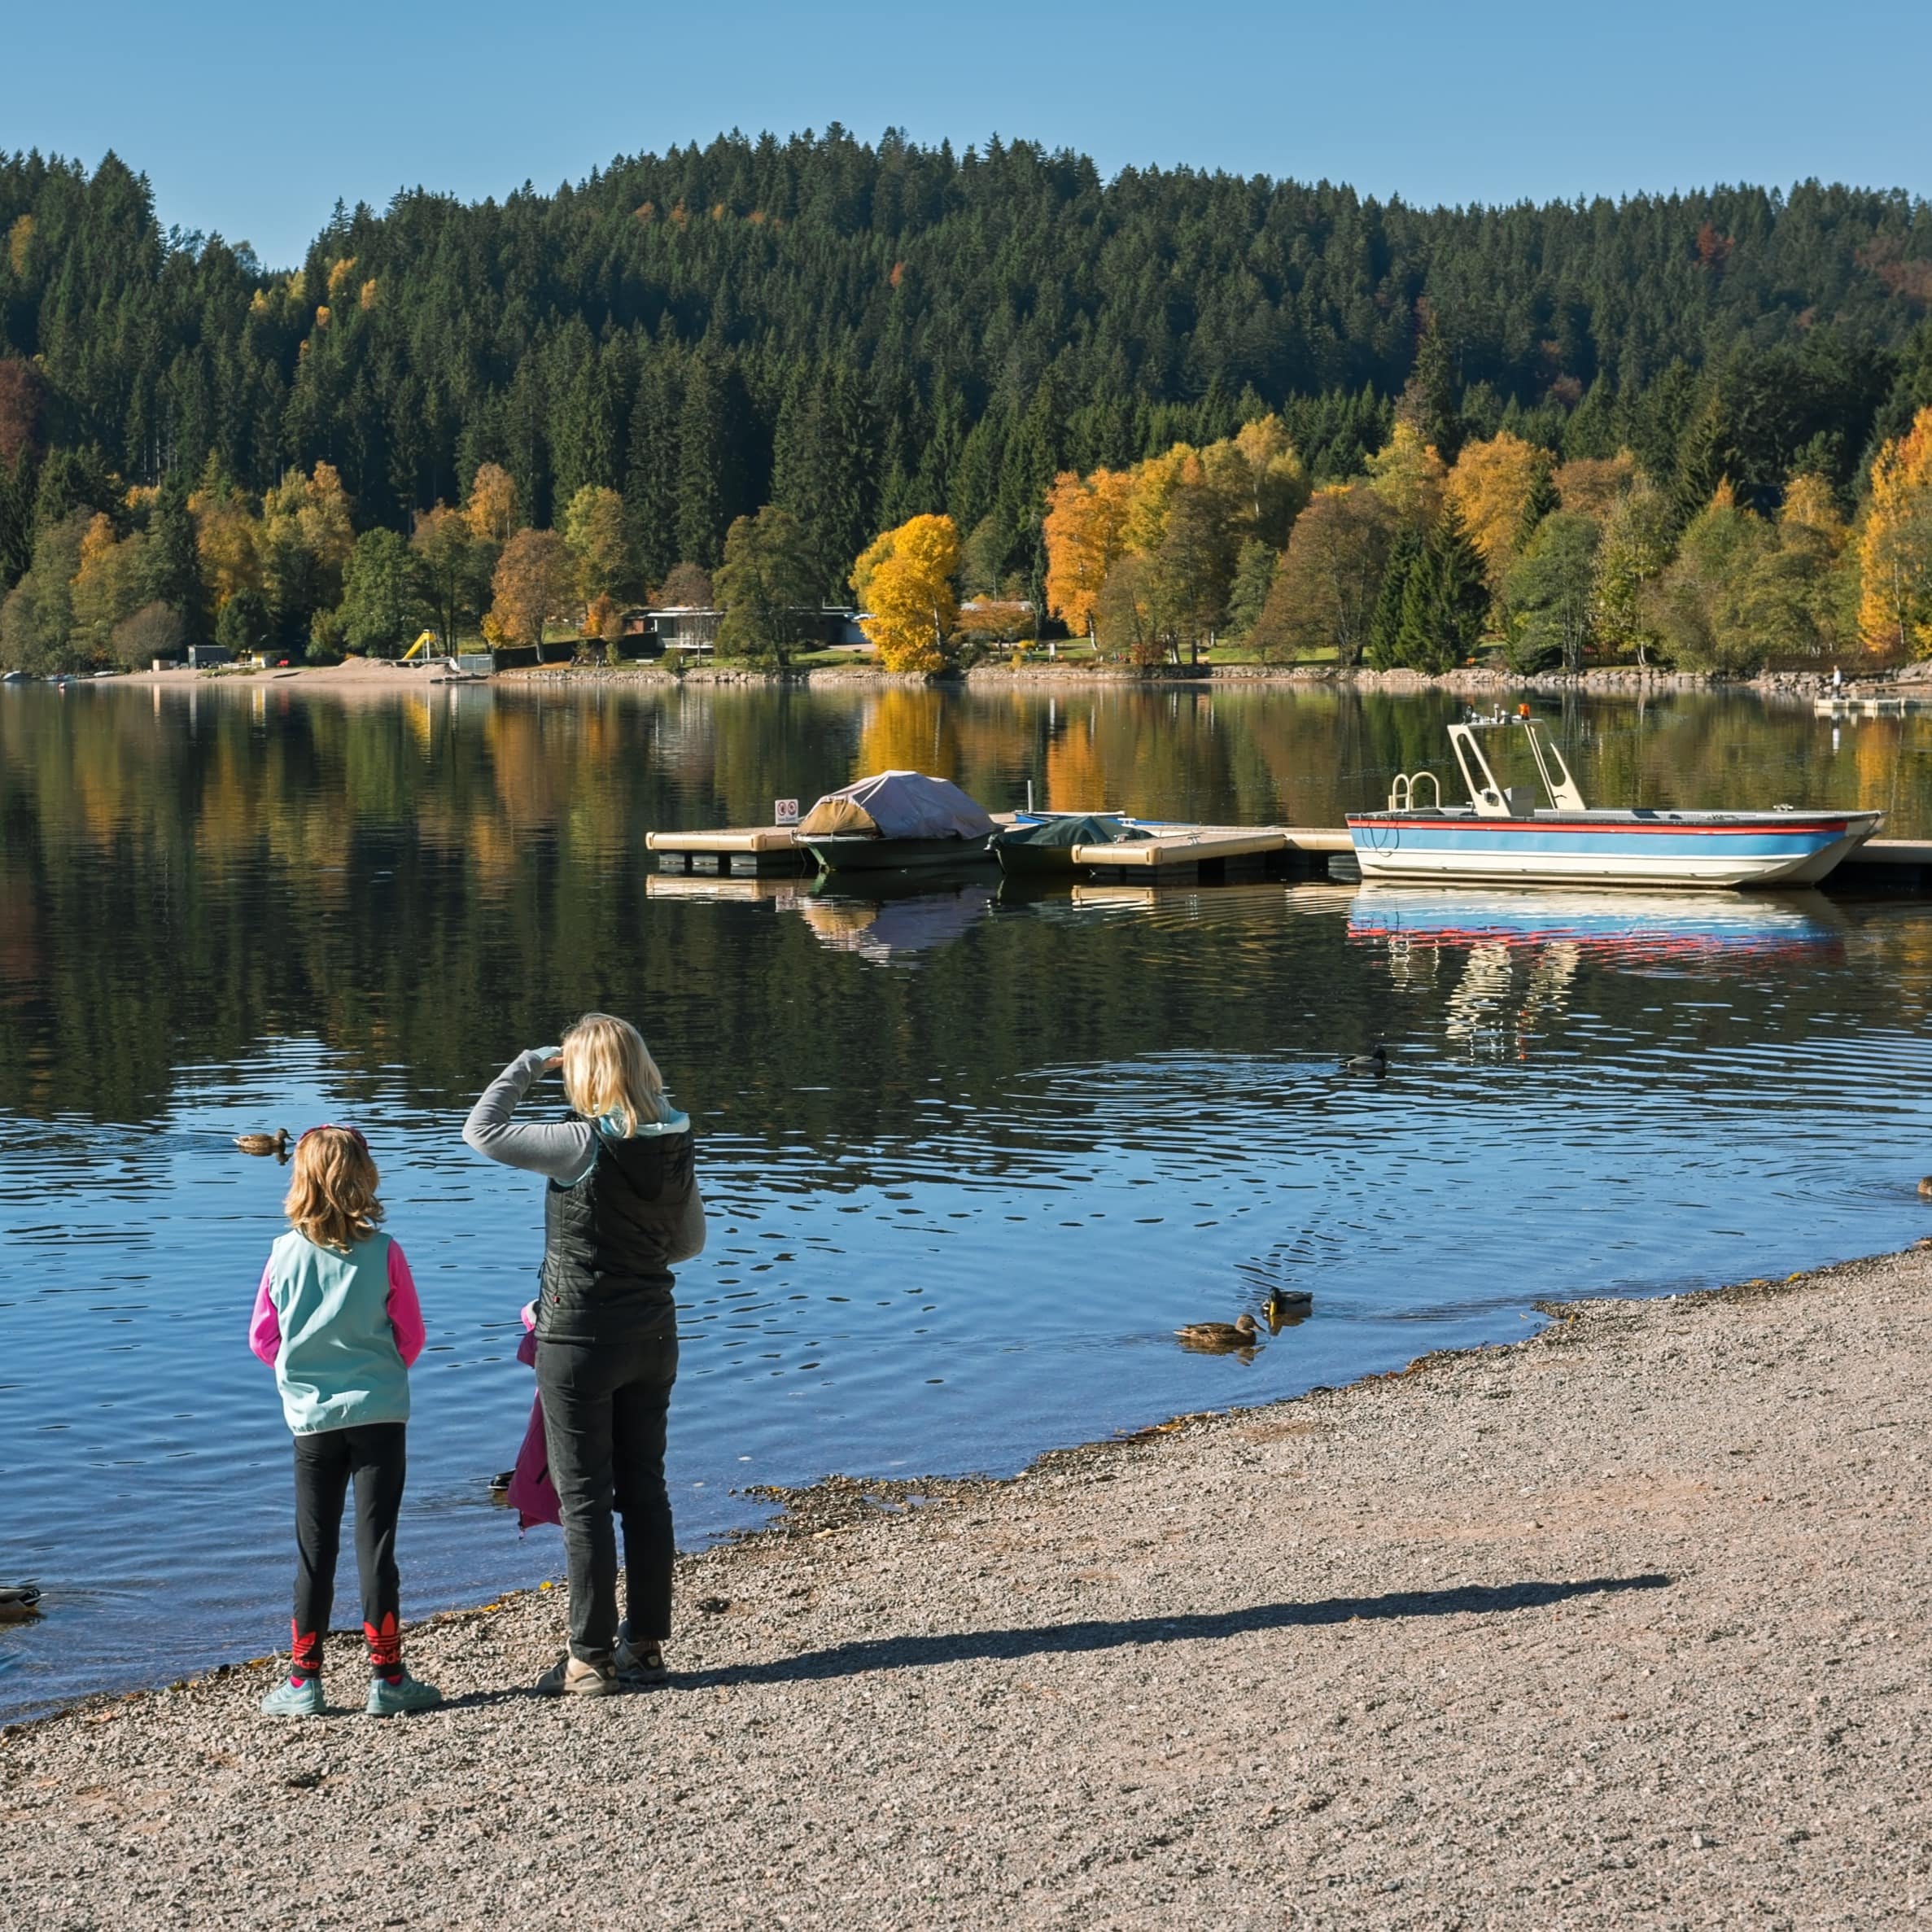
top-left (7, 1246), bottom-right (1930, 1928)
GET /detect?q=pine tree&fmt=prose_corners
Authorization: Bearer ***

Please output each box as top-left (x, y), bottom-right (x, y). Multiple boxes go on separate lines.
top-left (1433, 504), bottom-right (1490, 662)
top-left (1398, 305), bottom-right (1464, 463)
top-left (627, 348), bottom-right (684, 587)
top-left (1672, 392), bottom-right (1730, 531)
top-left (0, 449), bottom-right (36, 591)
top-left (1367, 526), bottom-right (1423, 668)
top-left (142, 475), bottom-right (208, 644)
top-left (1515, 463), bottom-right (1561, 553)
top-left (1393, 541), bottom-right (1445, 671)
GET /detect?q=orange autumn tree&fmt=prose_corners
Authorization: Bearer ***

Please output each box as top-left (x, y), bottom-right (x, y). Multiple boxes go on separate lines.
top-left (1042, 468), bottom-right (1134, 640)
top-left (486, 527), bottom-right (575, 659)
top-left (1858, 406), bottom-right (1932, 656)
top-left (1444, 431), bottom-right (1552, 589)
top-left (850, 514), bottom-right (960, 671)
top-left (466, 462), bottom-right (519, 547)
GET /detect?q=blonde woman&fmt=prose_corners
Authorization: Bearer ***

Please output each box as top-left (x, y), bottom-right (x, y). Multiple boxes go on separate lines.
top-left (464, 1014), bottom-right (705, 1695)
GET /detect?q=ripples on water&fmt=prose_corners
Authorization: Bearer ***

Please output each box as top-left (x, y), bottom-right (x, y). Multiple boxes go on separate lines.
top-left (2, 682), bottom-right (1930, 1720)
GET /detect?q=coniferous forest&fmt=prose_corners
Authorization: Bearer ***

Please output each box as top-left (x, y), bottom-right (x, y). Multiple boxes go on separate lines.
top-left (3, 129), bottom-right (1932, 674)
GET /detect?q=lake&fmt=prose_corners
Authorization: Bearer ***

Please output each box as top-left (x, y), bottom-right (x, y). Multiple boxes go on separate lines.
top-left (3, 676), bottom-right (1930, 1722)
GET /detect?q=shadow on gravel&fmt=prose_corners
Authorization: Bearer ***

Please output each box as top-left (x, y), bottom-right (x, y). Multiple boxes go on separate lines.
top-left (677, 1574), bottom-right (1672, 1691)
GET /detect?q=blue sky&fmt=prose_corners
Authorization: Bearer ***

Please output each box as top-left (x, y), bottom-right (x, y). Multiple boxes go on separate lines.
top-left (11, 0), bottom-right (1929, 269)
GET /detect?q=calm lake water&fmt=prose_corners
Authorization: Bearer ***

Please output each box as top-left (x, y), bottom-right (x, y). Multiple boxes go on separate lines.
top-left (3, 678), bottom-right (1931, 1721)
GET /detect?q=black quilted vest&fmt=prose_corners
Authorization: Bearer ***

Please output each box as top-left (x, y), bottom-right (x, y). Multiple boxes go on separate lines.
top-left (537, 1129), bottom-right (694, 1344)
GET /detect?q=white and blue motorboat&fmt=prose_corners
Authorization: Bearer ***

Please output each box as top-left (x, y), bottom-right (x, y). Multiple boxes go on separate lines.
top-left (1347, 709), bottom-right (1883, 889)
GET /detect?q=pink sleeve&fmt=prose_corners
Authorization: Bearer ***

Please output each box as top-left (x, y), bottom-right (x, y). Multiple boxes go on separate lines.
top-left (387, 1241), bottom-right (426, 1368)
top-left (249, 1259), bottom-right (281, 1366)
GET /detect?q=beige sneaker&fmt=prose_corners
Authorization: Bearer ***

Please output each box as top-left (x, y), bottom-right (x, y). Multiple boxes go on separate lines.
top-left (535, 1651), bottom-right (616, 1697)
top-left (615, 1624), bottom-right (667, 1687)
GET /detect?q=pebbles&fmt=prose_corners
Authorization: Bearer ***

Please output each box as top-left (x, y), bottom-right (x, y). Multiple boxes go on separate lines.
top-left (5, 1249), bottom-right (1930, 1927)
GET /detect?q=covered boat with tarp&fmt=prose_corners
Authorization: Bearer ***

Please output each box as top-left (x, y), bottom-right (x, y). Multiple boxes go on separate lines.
top-left (795, 770), bottom-right (998, 872)
top-left (991, 811), bottom-right (1156, 876)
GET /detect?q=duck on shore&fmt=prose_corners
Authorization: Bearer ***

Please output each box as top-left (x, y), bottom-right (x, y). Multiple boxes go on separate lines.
top-left (234, 1128), bottom-right (291, 1158)
top-left (1175, 1313), bottom-right (1263, 1353)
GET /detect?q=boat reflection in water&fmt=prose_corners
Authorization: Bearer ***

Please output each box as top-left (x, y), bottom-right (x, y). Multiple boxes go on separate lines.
top-left (1347, 885), bottom-right (1847, 968)
top-left (643, 868), bottom-right (997, 964)
top-left (793, 872), bottom-right (997, 964)
top-left (1349, 885), bottom-right (1849, 1055)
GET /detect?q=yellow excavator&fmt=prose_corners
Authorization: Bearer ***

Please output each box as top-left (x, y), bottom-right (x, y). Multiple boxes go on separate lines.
top-left (401, 631), bottom-right (439, 662)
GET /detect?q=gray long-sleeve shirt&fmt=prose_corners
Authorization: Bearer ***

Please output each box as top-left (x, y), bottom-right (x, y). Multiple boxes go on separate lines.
top-left (461, 1047), bottom-right (706, 1265)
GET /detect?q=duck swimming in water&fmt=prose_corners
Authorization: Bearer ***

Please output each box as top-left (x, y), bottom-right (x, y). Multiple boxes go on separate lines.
top-left (234, 1129), bottom-right (291, 1157)
top-left (0, 1585), bottom-right (42, 1621)
top-left (1174, 1312), bottom-right (1263, 1352)
top-left (1264, 1289), bottom-right (1313, 1331)
top-left (1340, 1044), bottom-right (1387, 1075)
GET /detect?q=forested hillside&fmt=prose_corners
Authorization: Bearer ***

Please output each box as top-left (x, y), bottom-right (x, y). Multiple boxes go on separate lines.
top-left (3, 129), bottom-right (1932, 670)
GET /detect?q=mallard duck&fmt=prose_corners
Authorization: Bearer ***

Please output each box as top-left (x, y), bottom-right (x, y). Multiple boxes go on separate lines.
top-left (1175, 1312), bottom-right (1262, 1351)
top-left (1340, 1044), bottom-right (1387, 1075)
top-left (0, 1584), bottom-right (42, 1621)
top-left (488, 1470), bottom-right (514, 1494)
top-left (234, 1128), bottom-right (291, 1157)
top-left (1264, 1289), bottom-right (1313, 1331)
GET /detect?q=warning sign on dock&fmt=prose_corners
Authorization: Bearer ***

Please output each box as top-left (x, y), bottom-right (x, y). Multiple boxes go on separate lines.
top-left (774, 798), bottom-right (799, 824)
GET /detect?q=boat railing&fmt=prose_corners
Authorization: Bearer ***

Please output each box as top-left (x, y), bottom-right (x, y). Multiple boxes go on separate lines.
top-left (1388, 771), bottom-right (1442, 811)
top-left (1448, 715), bottom-right (1589, 818)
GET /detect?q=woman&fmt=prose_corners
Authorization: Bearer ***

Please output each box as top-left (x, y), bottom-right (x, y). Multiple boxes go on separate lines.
top-left (464, 1014), bottom-right (704, 1696)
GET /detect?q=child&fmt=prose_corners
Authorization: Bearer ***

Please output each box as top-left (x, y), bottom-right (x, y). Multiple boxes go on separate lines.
top-left (248, 1124), bottom-right (441, 1718)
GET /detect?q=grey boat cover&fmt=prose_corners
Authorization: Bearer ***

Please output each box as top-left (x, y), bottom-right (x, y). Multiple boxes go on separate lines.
top-left (995, 813), bottom-right (1153, 849)
top-left (798, 770), bottom-right (996, 841)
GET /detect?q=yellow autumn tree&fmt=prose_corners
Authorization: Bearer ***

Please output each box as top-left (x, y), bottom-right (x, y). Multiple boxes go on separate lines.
top-left (1043, 468), bottom-right (1134, 640)
top-left (1228, 414), bottom-right (1310, 547)
top-left (466, 462), bottom-right (519, 547)
top-left (1444, 430), bottom-right (1552, 587)
top-left (850, 514), bottom-right (960, 671)
top-left (1365, 419), bottom-right (1446, 531)
top-left (1857, 407), bottom-right (1932, 656)
top-left (187, 483), bottom-right (264, 608)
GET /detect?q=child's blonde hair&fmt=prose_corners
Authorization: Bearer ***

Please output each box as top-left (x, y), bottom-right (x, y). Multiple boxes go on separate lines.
top-left (283, 1126), bottom-right (384, 1252)
top-left (560, 1012), bottom-right (664, 1136)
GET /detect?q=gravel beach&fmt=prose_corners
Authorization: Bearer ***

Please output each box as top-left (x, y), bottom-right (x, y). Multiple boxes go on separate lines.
top-left (5, 1249), bottom-right (1929, 1930)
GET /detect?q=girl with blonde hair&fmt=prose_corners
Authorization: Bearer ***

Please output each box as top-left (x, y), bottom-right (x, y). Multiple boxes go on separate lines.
top-left (247, 1125), bottom-right (440, 1717)
top-left (464, 1013), bottom-right (705, 1695)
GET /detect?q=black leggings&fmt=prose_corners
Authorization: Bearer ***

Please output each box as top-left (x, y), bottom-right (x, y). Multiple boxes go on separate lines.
top-left (535, 1313), bottom-right (678, 1662)
top-left (291, 1421), bottom-right (407, 1675)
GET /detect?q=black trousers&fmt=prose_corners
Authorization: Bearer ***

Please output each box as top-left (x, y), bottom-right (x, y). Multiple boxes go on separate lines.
top-left (291, 1420), bottom-right (407, 1675)
top-left (535, 1311), bottom-right (678, 1662)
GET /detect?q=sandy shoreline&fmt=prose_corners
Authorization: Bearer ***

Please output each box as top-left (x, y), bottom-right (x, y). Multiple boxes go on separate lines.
top-left (5, 1248), bottom-right (1930, 1926)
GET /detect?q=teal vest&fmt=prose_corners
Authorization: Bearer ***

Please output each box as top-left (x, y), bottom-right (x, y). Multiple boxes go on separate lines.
top-left (267, 1229), bottom-right (411, 1434)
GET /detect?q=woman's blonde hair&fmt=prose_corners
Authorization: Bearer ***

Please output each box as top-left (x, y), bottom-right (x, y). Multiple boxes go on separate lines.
top-left (283, 1126), bottom-right (384, 1252)
top-left (561, 1012), bottom-right (664, 1136)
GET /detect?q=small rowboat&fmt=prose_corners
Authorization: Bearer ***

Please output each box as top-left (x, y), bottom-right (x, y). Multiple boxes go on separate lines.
top-left (1347, 710), bottom-right (1882, 890)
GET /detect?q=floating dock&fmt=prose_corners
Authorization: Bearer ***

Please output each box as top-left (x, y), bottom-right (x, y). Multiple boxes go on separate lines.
top-left (645, 823), bottom-right (1930, 891)
top-left (644, 826), bottom-right (812, 875)
top-left (1813, 695), bottom-right (1932, 717)
top-left (1072, 825), bottom-right (1349, 883)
